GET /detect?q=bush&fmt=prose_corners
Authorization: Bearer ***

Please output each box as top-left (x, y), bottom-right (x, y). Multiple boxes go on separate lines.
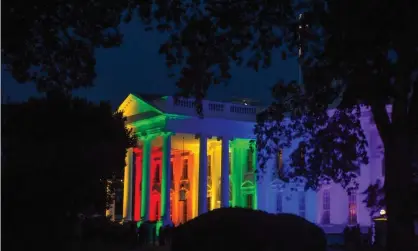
top-left (171, 207), bottom-right (327, 251)
top-left (79, 216), bottom-right (137, 249)
top-left (343, 225), bottom-right (363, 249)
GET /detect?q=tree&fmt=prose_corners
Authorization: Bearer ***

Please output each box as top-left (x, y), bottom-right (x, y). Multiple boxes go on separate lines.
top-left (363, 168), bottom-right (418, 218)
top-left (133, 0), bottom-right (417, 250)
top-left (3, 0), bottom-right (417, 250)
top-left (2, 92), bottom-right (136, 249)
top-left (2, 0), bottom-right (127, 91)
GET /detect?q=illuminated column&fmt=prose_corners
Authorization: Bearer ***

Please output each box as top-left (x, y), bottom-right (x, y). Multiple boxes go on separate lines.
top-left (253, 141), bottom-right (259, 210)
top-left (231, 141), bottom-right (241, 207)
top-left (198, 134), bottom-right (208, 215)
top-left (141, 137), bottom-right (152, 221)
top-left (123, 148), bottom-right (134, 221)
top-left (221, 137), bottom-right (230, 207)
top-left (161, 132), bottom-right (172, 225)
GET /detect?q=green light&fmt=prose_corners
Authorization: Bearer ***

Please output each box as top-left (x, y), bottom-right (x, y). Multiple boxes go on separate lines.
top-left (160, 133), bottom-right (171, 226)
top-left (141, 139), bottom-right (151, 220)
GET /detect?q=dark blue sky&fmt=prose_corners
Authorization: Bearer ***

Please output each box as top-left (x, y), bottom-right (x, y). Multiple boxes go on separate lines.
top-left (2, 19), bottom-right (299, 109)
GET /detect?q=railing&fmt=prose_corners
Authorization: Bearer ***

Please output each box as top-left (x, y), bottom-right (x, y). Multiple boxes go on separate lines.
top-left (169, 97), bottom-right (260, 120)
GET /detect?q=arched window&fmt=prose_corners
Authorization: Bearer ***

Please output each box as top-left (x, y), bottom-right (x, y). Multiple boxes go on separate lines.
top-left (348, 192), bottom-right (357, 225)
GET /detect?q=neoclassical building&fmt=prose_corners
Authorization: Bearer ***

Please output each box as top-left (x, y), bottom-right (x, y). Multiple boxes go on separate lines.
top-left (111, 93), bottom-right (385, 233)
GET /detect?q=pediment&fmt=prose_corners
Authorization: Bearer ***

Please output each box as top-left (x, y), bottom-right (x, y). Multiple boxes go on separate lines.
top-left (118, 93), bottom-right (164, 118)
top-left (271, 179), bottom-right (286, 190)
top-left (241, 180), bottom-right (254, 188)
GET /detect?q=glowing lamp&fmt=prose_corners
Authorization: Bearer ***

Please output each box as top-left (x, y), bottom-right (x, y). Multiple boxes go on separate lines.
top-left (379, 209), bottom-right (386, 216)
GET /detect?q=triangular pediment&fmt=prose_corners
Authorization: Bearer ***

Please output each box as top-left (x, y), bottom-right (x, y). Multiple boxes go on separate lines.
top-left (118, 93), bottom-right (164, 117)
top-left (241, 180), bottom-right (254, 188)
top-left (271, 179), bottom-right (286, 190)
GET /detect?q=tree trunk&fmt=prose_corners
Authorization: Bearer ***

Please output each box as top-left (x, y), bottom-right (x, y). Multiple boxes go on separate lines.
top-left (384, 135), bottom-right (415, 251)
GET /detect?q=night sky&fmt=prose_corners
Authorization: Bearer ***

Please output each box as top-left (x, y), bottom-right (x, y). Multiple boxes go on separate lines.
top-left (2, 18), bottom-right (299, 109)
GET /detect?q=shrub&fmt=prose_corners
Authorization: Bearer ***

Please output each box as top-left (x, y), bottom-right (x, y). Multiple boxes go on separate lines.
top-left (171, 207), bottom-right (327, 251)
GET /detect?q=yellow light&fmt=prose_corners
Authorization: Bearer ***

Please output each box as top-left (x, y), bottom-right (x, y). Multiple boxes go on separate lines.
top-left (380, 209), bottom-right (386, 215)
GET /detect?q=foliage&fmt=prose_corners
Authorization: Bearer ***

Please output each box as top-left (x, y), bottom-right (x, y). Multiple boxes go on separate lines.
top-left (363, 175), bottom-right (418, 217)
top-left (3, 0), bottom-right (418, 250)
top-left (362, 180), bottom-right (386, 217)
top-left (172, 207), bottom-right (327, 251)
top-left (2, 0), bottom-right (128, 91)
top-left (81, 216), bottom-right (137, 245)
top-left (2, 92), bottom-right (136, 249)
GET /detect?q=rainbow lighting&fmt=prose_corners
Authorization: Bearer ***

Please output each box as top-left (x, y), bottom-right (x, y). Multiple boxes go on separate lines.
top-left (110, 93), bottom-right (385, 235)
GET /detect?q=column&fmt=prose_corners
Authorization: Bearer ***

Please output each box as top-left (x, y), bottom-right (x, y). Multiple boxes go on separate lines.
top-left (198, 134), bottom-right (208, 215)
top-left (253, 141), bottom-right (259, 210)
top-left (141, 138), bottom-right (152, 221)
top-left (123, 148), bottom-right (134, 221)
top-left (221, 137), bottom-right (230, 207)
top-left (161, 133), bottom-right (172, 225)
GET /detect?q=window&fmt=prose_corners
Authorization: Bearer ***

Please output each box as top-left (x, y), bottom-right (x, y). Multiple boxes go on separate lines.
top-left (348, 192), bottom-right (357, 225)
top-left (382, 157), bottom-right (385, 176)
top-left (247, 149), bottom-right (253, 172)
top-left (246, 194), bottom-right (253, 209)
top-left (276, 192), bottom-right (283, 213)
top-left (322, 189), bottom-right (331, 224)
top-left (207, 155), bottom-right (212, 177)
top-left (182, 200), bottom-right (188, 223)
top-left (156, 201), bottom-right (160, 220)
top-left (154, 164), bottom-right (161, 183)
top-left (298, 191), bottom-right (306, 218)
top-left (182, 159), bottom-right (188, 179)
top-left (277, 149), bottom-right (283, 171)
top-left (179, 187), bottom-right (187, 201)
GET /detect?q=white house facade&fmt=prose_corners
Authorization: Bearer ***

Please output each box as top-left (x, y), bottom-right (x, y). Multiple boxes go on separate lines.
top-left (113, 93), bottom-right (385, 234)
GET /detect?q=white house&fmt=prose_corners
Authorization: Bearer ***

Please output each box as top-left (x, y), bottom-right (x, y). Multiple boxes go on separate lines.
top-left (115, 93), bottom-right (384, 234)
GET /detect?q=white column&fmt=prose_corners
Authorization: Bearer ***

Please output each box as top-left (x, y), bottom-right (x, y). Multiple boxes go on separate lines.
top-left (123, 148), bottom-right (134, 221)
top-left (141, 138), bottom-right (152, 221)
top-left (221, 137), bottom-right (230, 207)
top-left (161, 133), bottom-right (172, 225)
top-left (198, 134), bottom-right (208, 215)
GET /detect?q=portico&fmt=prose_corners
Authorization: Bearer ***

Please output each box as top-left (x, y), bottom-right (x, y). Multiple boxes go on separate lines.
top-left (108, 93), bottom-right (384, 234)
top-left (122, 132), bottom-right (256, 226)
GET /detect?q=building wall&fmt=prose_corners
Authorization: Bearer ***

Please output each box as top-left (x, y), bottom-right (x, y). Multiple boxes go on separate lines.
top-left (255, 115), bottom-right (385, 233)
top-left (119, 94), bottom-right (385, 234)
